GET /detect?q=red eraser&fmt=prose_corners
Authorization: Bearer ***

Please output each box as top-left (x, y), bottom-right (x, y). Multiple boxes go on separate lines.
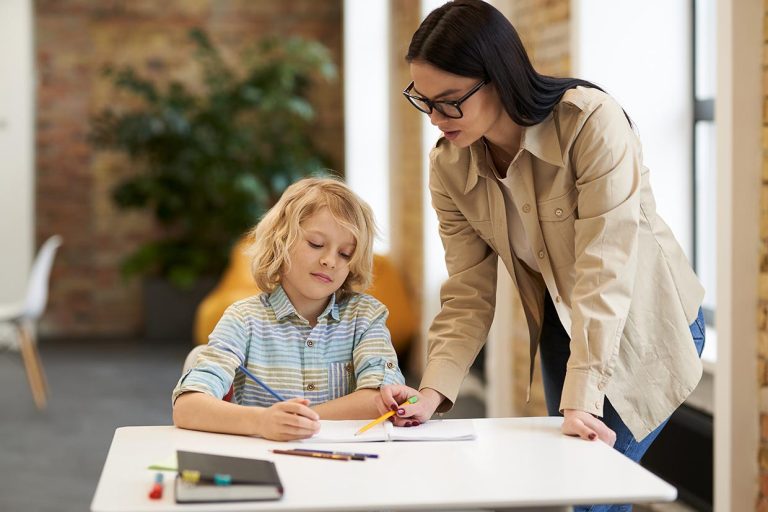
top-left (149, 483), bottom-right (163, 499)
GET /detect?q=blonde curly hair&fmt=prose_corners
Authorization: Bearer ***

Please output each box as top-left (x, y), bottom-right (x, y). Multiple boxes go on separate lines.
top-left (245, 177), bottom-right (377, 300)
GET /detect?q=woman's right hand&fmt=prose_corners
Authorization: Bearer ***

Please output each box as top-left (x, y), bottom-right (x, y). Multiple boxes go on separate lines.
top-left (257, 398), bottom-right (321, 441)
top-left (378, 385), bottom-right (444, 426)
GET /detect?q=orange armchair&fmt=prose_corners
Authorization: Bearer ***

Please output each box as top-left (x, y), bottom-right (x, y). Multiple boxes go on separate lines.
top-left (193, 241), bottom-right (418, 357)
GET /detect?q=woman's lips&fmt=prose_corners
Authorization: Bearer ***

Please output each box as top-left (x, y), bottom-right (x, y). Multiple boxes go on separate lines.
top-left (443, 130), bottom-right (461, 141)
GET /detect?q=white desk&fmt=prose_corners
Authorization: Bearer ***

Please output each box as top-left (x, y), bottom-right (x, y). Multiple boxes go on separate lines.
top-left (90, 417), bottom-right (676, 512)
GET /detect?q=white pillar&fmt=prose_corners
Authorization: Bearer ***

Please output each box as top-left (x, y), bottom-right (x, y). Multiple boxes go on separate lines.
top-left (0, 0), bottom-right (35, 303)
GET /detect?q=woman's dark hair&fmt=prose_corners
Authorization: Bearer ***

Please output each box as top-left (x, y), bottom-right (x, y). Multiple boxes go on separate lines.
top-left (407, 0), bottom-right (605, 126)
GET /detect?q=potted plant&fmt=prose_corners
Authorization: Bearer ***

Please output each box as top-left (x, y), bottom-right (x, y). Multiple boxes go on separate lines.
top-left (90, 28), bottom-right (336, 340)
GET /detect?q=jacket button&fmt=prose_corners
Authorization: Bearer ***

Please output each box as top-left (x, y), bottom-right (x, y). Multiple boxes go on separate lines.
top-left (555, 208), bottom-right (563, 217)
top-left (306, 340), bottom-right (314, 347)
top-left (538, 250), bottom-right (545, 259)
top-left (307, 383), bottom-right (315, 391)
top-left (522, 203), bottom-right (531, 213)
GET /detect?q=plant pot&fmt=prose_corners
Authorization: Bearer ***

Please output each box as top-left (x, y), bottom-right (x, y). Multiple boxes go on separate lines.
top-left (143, 276), bottom-right (218, 343)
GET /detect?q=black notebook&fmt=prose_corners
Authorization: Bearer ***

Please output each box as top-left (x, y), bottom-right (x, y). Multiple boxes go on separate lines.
top-left (175, 450), bottom-right (283, 503)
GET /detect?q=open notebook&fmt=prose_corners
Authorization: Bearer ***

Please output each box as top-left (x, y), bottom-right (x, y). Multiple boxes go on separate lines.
top-left (301, 419), bottom-right (476, 443)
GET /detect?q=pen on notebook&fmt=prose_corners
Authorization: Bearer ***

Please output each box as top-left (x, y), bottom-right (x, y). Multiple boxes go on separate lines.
top-left (354, 396), bottom-right (418, 436)
top-left (271, 449), bottom-right (351, 461)
top-left (238, 364), bottom-right (286, 402)
top-left (148, 472), bottom-right (164, 500)
top-left (292, 448), bottom-right (379, 459)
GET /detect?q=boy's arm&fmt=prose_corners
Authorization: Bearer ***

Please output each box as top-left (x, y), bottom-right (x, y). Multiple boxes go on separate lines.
top-left (173, 391), bottom-right (320, 441)
top-left (311, 388), bottom-right (387, 419)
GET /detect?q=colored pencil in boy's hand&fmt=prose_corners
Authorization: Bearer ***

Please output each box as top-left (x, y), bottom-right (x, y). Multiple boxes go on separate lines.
top-left (354, 396), bottom-right (418, 436)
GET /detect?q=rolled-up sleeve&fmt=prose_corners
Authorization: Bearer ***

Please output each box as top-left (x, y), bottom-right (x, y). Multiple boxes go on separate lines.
top-left (561, 97), bottom-right (642, 416)
top-left (352, 301), bottom-right (405, 389)
top-left (171, 304), bottom-right (250, 404)
top-left (420, 152), bottom-right (498, 411)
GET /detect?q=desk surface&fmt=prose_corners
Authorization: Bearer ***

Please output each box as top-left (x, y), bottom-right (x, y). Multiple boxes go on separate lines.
top-left (90, 417), bottom-right (675, 511)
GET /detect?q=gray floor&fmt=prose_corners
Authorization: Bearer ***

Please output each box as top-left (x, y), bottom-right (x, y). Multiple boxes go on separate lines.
top-left (0, 339), bottom-right (484, 512)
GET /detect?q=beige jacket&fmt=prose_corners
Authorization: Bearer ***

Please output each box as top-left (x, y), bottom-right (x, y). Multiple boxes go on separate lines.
top-left (420, 86), bottom-right (704, 440)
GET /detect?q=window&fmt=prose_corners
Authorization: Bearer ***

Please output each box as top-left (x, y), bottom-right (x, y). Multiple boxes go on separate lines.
top-left (693, 0), bottom-right (716, 329)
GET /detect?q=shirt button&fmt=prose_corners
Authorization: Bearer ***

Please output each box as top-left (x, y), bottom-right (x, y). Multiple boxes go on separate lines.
top-left (598, 382), bottom-right (605, 391)
top-left (386, 361), bottom-right (394, 369)
top-left (555, 208), bottom-right (563, 217)
top-left (594, 401), bottom-right (601, 409)
top-left (555, 296), bottom-right (561, 303)
top-left (306, 340), bottom-right (314, 347)
top-left (307, 383), bottom-right (315, 391)
top-left (538, 250), bottom-right (545, 259)
top-left (345, 363), bottom-right (353, 373)
top-left (522, 203), bottom-right (531, 213)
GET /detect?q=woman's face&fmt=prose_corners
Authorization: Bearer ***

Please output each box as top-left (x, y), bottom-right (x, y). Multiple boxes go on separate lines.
top-left (409, 61), bottom-right (505, 148)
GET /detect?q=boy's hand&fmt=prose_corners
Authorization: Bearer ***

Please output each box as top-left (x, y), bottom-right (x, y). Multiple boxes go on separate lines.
top-left (378, 385), bottom-right (444, 427)
top-left (257, 398), bottom-right (321, 441)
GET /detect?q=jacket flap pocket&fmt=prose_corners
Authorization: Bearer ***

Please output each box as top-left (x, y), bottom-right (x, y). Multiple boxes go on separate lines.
top-left (538, 188), bottom-right (578, 221)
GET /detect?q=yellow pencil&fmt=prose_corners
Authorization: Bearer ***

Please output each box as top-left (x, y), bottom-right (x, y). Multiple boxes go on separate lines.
top-left (354, 396), bottom-right (418, 436)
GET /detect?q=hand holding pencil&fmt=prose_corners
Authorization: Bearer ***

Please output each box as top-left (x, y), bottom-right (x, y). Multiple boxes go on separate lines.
top-left (238, 364), bottom-right (320, 441)
top-left (355, 395), bottom-right (419, 435)
top-left (377, 384), bottom-right (444, 427)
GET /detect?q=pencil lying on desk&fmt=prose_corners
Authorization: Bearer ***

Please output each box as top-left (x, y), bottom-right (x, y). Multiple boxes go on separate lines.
top-left (354, 396), bottom-right (418, 436)
top-left (272, 449), bottom-right (352, 461)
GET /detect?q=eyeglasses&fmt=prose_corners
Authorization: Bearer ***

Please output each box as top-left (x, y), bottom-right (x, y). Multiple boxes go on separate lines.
top-left (402, 79), bottom-right (489, 119)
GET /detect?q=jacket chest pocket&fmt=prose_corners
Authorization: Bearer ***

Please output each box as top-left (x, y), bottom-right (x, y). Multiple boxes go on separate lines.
top-left (471, 219), bottom-right (496, 247)
top-left (538, 189), bottom-right (578, 269)
top-left (328, 361), bottom-right (355, 400)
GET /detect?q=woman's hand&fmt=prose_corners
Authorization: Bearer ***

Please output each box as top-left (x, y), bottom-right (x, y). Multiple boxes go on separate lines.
top-left (257, 398), bottom-right (321, 441)
top-left (378, 385), bottom-right (444, 426)
top-left (561, 408), bottom-right (617, 447)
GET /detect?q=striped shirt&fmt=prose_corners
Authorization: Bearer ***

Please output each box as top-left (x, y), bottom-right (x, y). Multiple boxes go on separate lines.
top-left (172, 286), bottom-right (405, 407)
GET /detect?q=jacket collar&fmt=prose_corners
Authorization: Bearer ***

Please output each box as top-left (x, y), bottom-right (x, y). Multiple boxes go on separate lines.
top-left (463, 112), bottom-right (564, 194)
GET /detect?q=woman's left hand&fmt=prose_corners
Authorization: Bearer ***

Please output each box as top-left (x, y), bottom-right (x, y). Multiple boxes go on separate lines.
top-left (562, 409), bottom-right (617, 447)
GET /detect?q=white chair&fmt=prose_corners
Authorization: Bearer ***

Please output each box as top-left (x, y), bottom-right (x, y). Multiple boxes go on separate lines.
top-left (0, 235), bottom-right (62, 410)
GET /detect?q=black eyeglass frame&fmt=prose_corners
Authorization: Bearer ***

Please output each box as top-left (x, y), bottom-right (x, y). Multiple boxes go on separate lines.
top-left (402, 79), bottom-right (490, 119)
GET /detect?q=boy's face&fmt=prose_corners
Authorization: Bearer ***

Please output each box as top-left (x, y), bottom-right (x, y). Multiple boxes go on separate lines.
top-left (281, 207), bottom-right (356, 319)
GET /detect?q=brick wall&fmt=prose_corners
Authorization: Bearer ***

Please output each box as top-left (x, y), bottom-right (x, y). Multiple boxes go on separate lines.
top-left (35, 0), bottom-right (343, 338)
top-left (759, 1), bottom-right (768, 507)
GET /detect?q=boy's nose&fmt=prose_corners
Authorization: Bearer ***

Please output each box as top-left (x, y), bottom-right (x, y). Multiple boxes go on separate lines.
top-left (320, 254), bottom-right (336, 269)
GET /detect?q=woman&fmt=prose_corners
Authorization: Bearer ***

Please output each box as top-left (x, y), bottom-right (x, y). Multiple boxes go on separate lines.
top-left (381, 1), bottom-right (705, 508)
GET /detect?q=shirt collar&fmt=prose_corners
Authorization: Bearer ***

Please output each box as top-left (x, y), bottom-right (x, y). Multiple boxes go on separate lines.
top-left (267, 285), bottom-right (340, 323)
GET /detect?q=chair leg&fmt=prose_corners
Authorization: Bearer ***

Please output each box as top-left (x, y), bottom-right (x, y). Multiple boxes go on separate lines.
top-left (16, 322), bottom-right (48, 410)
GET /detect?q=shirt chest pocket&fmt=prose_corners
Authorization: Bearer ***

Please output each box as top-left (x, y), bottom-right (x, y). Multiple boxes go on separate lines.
top-left (328, 361), bottom-right (355, 400)
top-left (538, 188), bottom-right (578, 269)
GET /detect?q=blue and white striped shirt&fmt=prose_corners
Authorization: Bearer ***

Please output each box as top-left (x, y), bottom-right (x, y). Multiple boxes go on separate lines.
top-left (172, 286), bottom-right (405, 407)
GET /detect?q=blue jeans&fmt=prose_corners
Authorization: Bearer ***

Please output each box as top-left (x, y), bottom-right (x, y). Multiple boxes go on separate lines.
top-left (538, 293), bottom-right (706, 512)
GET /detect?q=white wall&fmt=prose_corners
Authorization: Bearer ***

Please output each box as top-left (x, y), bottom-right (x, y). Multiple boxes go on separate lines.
top-left (572, 0), bottom-right (693, 258)
top-left (420, 0), bottom-right (450, 375)
top-left (343, 0), bottom-right (390, 253)
top-left (0, 0), bottom-right (34, 302)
